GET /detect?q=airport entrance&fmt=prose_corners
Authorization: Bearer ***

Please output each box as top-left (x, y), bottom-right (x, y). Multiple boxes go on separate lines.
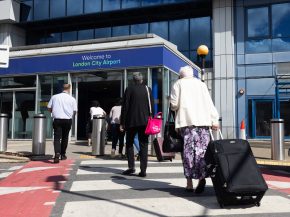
top-left (74, 71), bottom-right (123, 140)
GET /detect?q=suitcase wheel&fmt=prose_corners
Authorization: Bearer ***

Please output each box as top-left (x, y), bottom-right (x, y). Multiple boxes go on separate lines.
top-left (255, 202), bottom-right (260, 207)
top-left (170, 159), bottom-right (172, 162)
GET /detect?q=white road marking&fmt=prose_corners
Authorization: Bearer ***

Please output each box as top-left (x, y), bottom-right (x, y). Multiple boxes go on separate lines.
top-left (266, 181), bottom-right (290, 189)
top-left (80, 159), bottom-right (182, 165)
top-left (18, 166), bottom-right (59, 173)
top-left (0, 172), bottom-right (12, 178)
top-left (0, 186), bottom-right (48, 196)
top-left (62, 196), bottom-right (290, 217)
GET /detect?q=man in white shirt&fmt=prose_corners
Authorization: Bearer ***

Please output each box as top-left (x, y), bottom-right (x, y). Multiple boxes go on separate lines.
top-left (47, 84), bottom-right (77, 163)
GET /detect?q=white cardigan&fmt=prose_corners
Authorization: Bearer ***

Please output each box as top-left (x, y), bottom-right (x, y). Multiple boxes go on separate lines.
top-left (170, 77), bottom-right (219, 129)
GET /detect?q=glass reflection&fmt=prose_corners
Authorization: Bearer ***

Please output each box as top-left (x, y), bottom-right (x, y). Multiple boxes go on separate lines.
top-left (21, 0), bottom-right (33, 21)
top-left (272, 38), bottom-right (290, 52)
top-left (67, 0), bottom-right (83, 16)
top-left (272, 3), bottom-right (290, 37)
top-left (95, 27), bottom-right (112, 38)
top-left (103, 0), bottom-right (121, 11)
top-left (62, 31), bottom-right (77, 42)
top-left (50, 0), bottom-right (65, 18)
top-left (84, 0), bottom-right (101, 13)
top-left (112, 25), bottom-right (129, 37)
top-left (245, 39), bottom-right (271, 53)
top-left (247, 7), bottom-right (269, 38)
top-left (34, 0), bottom-right (49, 20)
top-left (142, 0), bottom-right (162, 7)
top-left (169, 19), bottom-right (189, 50)
top-left (46, 32), bottom-right (61, 43)
top-left (190, 17), bottom-right (211, 50)
top-left (122, 0), bottom-right (141, 9)
top-left (131, 23), bottom-right (148, 35)
top-left (78, 29), bottom-right (94, 40)
top-left (150, 21), bottom-right (168, 40)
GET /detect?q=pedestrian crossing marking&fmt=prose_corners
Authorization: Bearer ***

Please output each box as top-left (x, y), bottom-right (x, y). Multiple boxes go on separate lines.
top-left (76, 166), bottom-right (184, 175)
top-left (62, 196), bottom-right (290, 217)
top-left (80, 159), bottom-right (182, 165)
top-left (70, 178), bottom-right (199, 191)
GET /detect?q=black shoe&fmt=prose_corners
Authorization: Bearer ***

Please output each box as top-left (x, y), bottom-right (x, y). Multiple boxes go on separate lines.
top-left (53, 153), bottom-right (60, 164)
top-left (195, 179), bottom-right (206, 194)
top-left (61, 155), bottom-right (67, 160)
top-left (138, 171), bottom-right (146, 177)
top-left (288, 148), bottom-right (290, 157)
top-left (122, 168), bottom-right (135, 175)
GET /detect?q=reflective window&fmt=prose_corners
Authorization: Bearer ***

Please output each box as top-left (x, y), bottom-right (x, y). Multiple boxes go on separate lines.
top-left (34, 0), bottom-right (49, 20)
top-left (245, 39), bottom-right (271, 53)
top-left (103, 0), bottom-right (121, 11)
top-left (272, 38), bottom-right (290, 52)
top-left (0, 76), bottom-right (36, 88)
top-left (142, 0), bottom-right (162, 7)
top-left (50, 0), bottom-right (65, 18)
top-left (122, 0), bottom-right (141, 9)
top-left (20, 0), bottom-right (33, 21)
top-left (190, 17), bottom-right (211, 50)
top-left (131, 23), bottom-right (148, 35)
top-left (78, 29), bottom-right (94, 40)
top-left (150, 21), bottom-right (168, 40)
top-left (164, 0), bottom-right (191, 3)
top-left (95, 27), bottom-right (112, 38)
top-left (247, 7), bottom-right (269, 38)
top-left (84, 0), bottom-right (101, 13)
top-left (62, 31), bottom-right (77, 42)
top-left (272, 3), bottom-right (290, 38)
top-left (67, 0), bottom-right (83, 16)
top-left (112, 25), bottom-right (130, 37)
top-left (169, 19), bottom-right (189, 50)
top-left (46, 32), bottom-right (61, 43)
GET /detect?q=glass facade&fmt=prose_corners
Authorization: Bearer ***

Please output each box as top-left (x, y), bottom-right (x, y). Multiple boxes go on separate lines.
top-left (20, 0), bottom-right (193, 21)
top-left (237, 0), bottom-right (290, 138)
top-left (246, 2), bottom-right (290, 53)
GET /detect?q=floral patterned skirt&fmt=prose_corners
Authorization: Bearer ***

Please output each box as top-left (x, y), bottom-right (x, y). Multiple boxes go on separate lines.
top-left (180, 126), bottom-right (210, 180)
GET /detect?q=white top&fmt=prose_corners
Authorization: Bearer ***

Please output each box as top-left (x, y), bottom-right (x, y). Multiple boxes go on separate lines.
top-left (47, 92), bottom-right (77, 119)
top-left (90, 107), bottom-right (106, 120)
top-left (170, 77), bottom-right (219, 129)
top-left (109, 105), bottom-right (122, 124)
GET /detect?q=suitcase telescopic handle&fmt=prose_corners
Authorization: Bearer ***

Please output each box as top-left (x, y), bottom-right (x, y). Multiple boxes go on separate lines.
top-left (209, 129), bottom-right (223, 141)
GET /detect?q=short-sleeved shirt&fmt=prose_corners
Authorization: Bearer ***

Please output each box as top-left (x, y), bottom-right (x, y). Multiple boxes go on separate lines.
top-left (47, 92), bottom-right (77, 119)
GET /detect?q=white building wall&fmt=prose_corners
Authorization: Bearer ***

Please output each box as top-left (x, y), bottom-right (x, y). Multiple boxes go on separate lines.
top-left (212, 0), bottom-right (236, 138)
top-left (0, 0), bottom-right (25, 47)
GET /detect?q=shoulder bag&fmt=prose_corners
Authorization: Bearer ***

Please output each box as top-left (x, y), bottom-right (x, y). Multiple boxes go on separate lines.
top-left (162, 106), bottom-right (183, 153)
top-left (144, 86), bottom-right (162, 135)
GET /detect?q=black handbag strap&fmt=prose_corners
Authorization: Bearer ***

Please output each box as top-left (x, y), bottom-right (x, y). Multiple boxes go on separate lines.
top-left (145, 85), bottom-right (152, 116)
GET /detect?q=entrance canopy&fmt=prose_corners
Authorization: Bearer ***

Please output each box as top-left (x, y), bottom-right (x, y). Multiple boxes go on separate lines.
top-left (0, 34), bottom-right (200, 77)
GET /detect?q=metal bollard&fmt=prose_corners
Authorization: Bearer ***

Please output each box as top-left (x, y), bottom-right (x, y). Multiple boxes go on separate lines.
top-left (91, 115), bottom-right (106, 156)
top-left (32, 114), bottom-right (47, 155)
top-left (271, 119), bottom-right (285, 160)
top-left (0, 113), bottom-right (9, 152)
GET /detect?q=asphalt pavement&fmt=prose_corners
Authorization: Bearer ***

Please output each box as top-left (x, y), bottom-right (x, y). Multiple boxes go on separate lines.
top-left (0, 139), bottom-right (290, 217)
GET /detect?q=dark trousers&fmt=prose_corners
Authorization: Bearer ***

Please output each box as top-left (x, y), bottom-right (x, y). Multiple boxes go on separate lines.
top-left (126, 126), bottom-right (149, 172)
top-left (111, 124), bottom-right (125, 154)
top-left (53, 119), bottom-right (72, 155)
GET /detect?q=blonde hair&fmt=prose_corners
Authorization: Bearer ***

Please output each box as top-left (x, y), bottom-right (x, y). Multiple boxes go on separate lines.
top-left (179, 66), bottom-right (193, 78)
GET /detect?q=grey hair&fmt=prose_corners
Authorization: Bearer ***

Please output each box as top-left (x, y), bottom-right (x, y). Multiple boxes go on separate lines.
top-left (179, 66), bottom-right (193, 78)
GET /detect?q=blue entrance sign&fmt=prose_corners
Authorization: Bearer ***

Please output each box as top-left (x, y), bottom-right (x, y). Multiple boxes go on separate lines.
top-left (0, 46), bottom-right (199, 76)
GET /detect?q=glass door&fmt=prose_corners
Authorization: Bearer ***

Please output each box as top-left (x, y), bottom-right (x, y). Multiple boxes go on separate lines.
top-left (248, 99), bottom-right (274, 138)
top-left (0, 92), bottom-right (13, 138)
top-left (14, 91), bottom-right (36, 139)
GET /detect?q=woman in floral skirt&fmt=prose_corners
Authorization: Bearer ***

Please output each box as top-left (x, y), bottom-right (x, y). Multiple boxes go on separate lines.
top-left (170, 66), bottom-right (219, 194)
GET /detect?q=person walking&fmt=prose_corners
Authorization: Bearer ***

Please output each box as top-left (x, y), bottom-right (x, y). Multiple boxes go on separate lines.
top-left (86, 100), bottom-right (106, 146)
top-left (109, 99), bottom-right (125, 157)
top-left (47, 84), bottom-right (77, 163)
top-left (170, 66), bottom-right (219, 193)
top-left (120, 72), bottom-right (153, 177)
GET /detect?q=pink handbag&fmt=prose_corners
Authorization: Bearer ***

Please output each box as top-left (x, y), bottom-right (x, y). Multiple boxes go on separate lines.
top-left (145, 112), bottom-right (162, 135)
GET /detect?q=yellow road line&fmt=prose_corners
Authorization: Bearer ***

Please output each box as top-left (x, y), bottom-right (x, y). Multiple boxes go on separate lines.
top-left (256, 159), bottom-right (290, 166)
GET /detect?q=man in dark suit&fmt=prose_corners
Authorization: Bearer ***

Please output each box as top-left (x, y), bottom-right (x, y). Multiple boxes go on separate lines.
top-left (120, 72), bottom-right (154, 177)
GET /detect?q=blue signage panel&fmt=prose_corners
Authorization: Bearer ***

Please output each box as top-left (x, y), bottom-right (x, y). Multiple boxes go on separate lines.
top-left (163, 48), bottom-right (199, 77)
top-left (0, 46), bottom-right (164, 75)
top-left (0, 46), bottom-right (198, 76)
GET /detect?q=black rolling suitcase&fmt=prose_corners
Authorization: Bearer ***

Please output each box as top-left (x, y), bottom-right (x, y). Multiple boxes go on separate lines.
top-left (205, 130), bottom-right (268, 208)
top-left (153, 137), bottom-right (175, 162)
